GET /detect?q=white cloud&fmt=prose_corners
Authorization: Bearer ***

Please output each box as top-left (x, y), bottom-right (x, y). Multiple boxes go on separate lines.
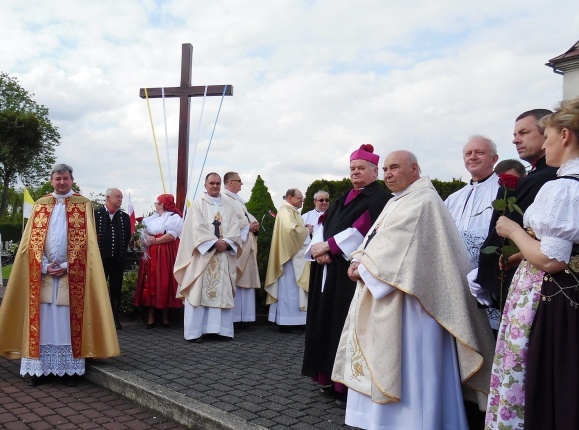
top-left (1, 0), bottom-right (577, 215)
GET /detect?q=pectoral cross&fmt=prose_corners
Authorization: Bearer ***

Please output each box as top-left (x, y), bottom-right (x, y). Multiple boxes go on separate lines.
top-left (212, 213), bottom-right (223, 239)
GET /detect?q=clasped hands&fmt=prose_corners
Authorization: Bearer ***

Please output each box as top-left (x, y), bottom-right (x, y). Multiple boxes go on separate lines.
top-left (311, 241), bottom-right (332, 264)
top-left (47, 260), bottom-right (66, 277)
top-left (348, 261), bottom-right (361, 282)
top-left (214, 239), bottom-right (229, 252)
top-left (249, 221), bottom-right (260, 233)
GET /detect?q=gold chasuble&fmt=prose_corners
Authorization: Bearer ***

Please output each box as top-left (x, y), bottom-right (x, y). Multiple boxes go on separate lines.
top-left (0, 195), bottom-right (120, 360)
top-left (332, 177), bottom-right (495, 409)
top-left (223, 190), bottom-right (261, 290)
top-left (264, 202), bottom-right (309, 308)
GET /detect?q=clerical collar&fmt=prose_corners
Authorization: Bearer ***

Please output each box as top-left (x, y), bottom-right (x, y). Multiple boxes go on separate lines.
top-left (52, 189), bottom-right (75, 203)
top-left (470, 172), bottom-right (494, 185)
top-left (207, 194), bottom-right (221, 204)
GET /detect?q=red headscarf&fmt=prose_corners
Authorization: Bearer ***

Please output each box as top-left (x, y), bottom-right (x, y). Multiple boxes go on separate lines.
top-left (157, 194), bottom-right (183, 217)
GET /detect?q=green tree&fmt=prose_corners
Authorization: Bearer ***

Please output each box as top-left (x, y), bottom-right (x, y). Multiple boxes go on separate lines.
top-left (301, 179), bottom-right (344, 213)
top-left (0, 72), bottom-right (60, 218)
top-left (303, 177), bottom-right (391, 212)
top-left (0, 181), bottom-right (81, 235)
top-left (245, 175), bottom-right (276, 304)
top-left (431, 178), bottom-right (467, 200)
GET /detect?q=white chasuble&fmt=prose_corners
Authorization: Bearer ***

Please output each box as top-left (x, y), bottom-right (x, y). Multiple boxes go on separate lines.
top-left (174, 194), bottom-right (241, 309)
top-left (332, 177), bottom-right (495, 417)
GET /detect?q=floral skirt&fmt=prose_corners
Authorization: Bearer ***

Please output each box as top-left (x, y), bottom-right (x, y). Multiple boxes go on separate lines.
top-left (485, 260), bottom-right (544, 429)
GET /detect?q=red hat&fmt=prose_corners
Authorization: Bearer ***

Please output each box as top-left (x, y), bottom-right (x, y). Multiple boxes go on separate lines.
top-left (157, 194), bottom-right (183, 217)
top-left (350, 144), bottom-right (379, 165)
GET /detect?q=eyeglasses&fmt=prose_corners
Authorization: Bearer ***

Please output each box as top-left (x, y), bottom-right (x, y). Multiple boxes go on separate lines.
top-left (316, 199), bottom-right (330, 202)
top-left (153, 202), bottom-right (161, 205)
top-left (230, 179), bottom-right (242, 183)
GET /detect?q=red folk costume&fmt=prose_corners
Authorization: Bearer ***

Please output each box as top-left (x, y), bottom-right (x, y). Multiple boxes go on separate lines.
top-left (134, 194), bottom-right (183, 309)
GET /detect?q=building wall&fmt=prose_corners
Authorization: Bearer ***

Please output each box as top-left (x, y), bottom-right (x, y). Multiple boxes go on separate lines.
top-left (563, 68), bottom-right (579, 99)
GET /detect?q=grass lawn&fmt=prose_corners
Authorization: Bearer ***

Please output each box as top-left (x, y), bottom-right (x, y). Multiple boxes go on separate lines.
top-left (2, 264), bottom-right (12, 280)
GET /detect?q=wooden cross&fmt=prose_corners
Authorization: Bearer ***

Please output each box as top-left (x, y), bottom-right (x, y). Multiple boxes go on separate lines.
top-left (139, 43), bottom-right (233, 211)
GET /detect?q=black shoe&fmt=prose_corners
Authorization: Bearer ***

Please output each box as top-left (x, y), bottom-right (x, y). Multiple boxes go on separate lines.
top-left (187, 337), bottom-right (204, 343)
top-left (335, 398), bottom-right (347, 409)
top-left (63, 375), bottom-right (79, 387)
top-left (320, 386), bottom-right (343, 398)
top-left (162, 322), bottom-right (170, 328)
top-left (319, 384), bottom-right (332, 394)
top-left (146, 322), bottom-right (156, 329)
top-left (115, 321), bottom-right (123, 330)
top-left (28, 375), bottom-right (45, 387)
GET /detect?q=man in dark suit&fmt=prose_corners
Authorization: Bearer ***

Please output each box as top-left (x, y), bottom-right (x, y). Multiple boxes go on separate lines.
top-left (469, 109), bottom-right (557, 325)
top-left (95, 188), bottom-right (132, 329)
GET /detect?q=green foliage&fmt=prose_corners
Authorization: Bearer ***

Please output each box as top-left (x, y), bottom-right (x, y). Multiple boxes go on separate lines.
top-left (0, 72), bottom-right (60, 218)
top-left (303, 178), bottom-right (349, 212)
top-left (245, 175), bottom-right (276, 299)
top-left (303, 178), bottom-right (391, 212)
top-left (2, 264), bottom-right (11, 280)
top-left (431, 178), bottom-right (467, 201)
top-left (121, 264), bottom-right (139, 315)
top-left (0, 183), bottom-right (81, 223)
top-left (0, 188), bottom-right (27, 222)
top-left (90, 192), bottom-right (105, 209)
top-left (0, 223), bottom-right (22, 242)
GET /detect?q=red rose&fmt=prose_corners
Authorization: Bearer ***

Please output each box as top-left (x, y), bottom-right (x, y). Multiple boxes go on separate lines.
top-left (136, 217), bottom-right (143, 222)
top-left (498, 173), bottom-right (520, 190)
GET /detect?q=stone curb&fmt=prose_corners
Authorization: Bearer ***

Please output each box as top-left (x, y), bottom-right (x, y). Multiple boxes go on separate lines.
top-left (86, 361), bottom-right (266, 430)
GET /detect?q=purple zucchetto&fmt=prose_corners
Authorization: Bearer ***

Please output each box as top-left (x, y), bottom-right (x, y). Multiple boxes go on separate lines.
top-left (350, 144), bottom-right (379, 165)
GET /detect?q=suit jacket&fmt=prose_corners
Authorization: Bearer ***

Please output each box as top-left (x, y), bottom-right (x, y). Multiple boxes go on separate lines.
top-left (94, 206), bottom-right (132, 263)
top-left (476, 157), bottom-right (557, 307)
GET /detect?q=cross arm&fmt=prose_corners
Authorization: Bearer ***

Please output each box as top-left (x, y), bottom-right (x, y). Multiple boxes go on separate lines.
top-left (139, 85), bottom-right (234, 98)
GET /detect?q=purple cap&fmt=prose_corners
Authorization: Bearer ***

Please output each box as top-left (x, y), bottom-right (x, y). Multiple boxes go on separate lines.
top-left (350, 144), bottom-right (379, 165)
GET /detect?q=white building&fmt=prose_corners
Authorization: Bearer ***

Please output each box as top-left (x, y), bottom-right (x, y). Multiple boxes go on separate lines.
top-left (546, 40), bottom-right (579, 100)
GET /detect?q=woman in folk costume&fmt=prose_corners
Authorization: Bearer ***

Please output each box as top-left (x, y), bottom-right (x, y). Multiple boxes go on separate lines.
top-left (486, 97), bottom-right (579, 429)
top-left (134, 194), bottom-right (183, 328)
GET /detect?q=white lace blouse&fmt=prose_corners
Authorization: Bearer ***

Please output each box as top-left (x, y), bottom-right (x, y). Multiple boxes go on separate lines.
top-left (142, 211), bottom-right (183, 239)
top-left (523, 158), bottom-right (579, 263)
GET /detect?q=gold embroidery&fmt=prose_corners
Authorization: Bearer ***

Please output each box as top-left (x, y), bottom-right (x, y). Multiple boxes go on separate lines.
top-left (570, 255), bottom-right (579, 273)
top-left (66, 200), bottom-right (88, 357)
top-left (202, 254), bottom-right (223, 302)
top-left (27, 201), bottom-right (54, 357)
top-left (68, 212), bottom-right (84, 228)
top-left (34, 212), bottom-right (48, 228)
top-left (349, 336), bottom-right (365, 381)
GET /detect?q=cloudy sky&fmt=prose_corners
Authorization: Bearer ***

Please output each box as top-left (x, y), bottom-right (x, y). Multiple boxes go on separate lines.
top-left (1, 0), bottom-right (578, 216)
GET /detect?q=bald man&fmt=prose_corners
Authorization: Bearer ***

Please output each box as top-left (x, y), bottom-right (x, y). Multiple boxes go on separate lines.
top-left (332, 150), bottom-right (494, 429)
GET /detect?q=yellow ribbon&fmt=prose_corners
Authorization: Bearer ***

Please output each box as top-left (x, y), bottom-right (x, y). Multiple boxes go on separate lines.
top-left (144, 87), bottom-right (166, 193)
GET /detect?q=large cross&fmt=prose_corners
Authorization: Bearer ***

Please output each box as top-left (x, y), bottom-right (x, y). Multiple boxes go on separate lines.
top-left (139, 43), bottom-right (233, 211)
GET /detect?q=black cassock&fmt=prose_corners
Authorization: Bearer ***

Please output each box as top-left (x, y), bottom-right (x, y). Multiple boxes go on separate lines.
top-left (302, 181), bottom-right (390, 378)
